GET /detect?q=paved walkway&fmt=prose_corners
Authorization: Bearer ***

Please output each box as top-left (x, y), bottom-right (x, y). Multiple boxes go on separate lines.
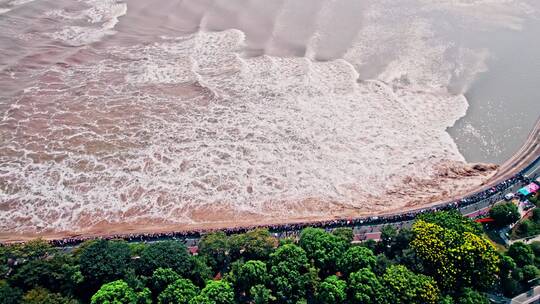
top-left (511, 285), bottom-right (540, 304)
top-left (349, 171), bottom-right (540, 242)
top-left (510, 234), bottom-right (540, 245)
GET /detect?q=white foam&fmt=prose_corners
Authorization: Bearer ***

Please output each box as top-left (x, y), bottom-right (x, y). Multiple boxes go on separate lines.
top-left (45, 0), bottom-right (127, 46)
top-left (8, 0), bottom-right (34, 6)
top-left (0, 0), bottom-right (536, 232)
top-left (46, 26), bottom-right (115, 47)
top-left (0, 29), bottom-right (472, 231)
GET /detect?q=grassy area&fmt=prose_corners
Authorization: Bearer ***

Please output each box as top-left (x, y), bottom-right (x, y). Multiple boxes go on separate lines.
top-left (483, 231), bottom-right (507, 252)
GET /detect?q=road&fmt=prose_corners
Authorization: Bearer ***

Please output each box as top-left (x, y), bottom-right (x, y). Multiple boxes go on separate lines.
top-left (350, 160), bottom-right (540, 242)
top-left (511, 285), bottom-right (540, 304)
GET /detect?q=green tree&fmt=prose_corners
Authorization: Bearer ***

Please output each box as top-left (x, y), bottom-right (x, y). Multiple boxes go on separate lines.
top-left (150, 268), bottom-right (181, 296)
top-left (10, 254), bottom-right (82, 295)
top-left (229, 229), bottom-right (278, 261)
top-left (456, 288), bottom-right (489, 304)
top-left (532, 208), bottom-right (540, 222)
top-left (337, 246), bottom-right (376, 277)
top-left (394, 247), bottom-right (423, 273)
top-left (230, 260), bottom-right (268, 298)
top-left (332, 228), bottom-right (354, 243)
top-left (123, 268), bottom-right (146, 293)
top-left (198, 232), bottom-right (230, 273)
top-left (138, 288), bottom-right (152, 304)
top-left (361, 240), bottom-right (377, 252)
top-left (250, 285), bottom-right (274, 304)
top-left (0, 240), bottom-right (56, 281)
top-left (269, 244), bottom-right (310, 304)
top-left (522, 265), bottom-right (540, 284)
top-left (502, 278), bottom-right (521, 298)
top-left (91, 280), bottom-right (150, 304)
top-left (411, 220), bottom-right (500, 291)
top-left (508, 242), bottom-right (535, 267)
top-left (393, 229), bottom-right (415, 257)
top-left (298, 228), bottom-right (347, 275)
top-left (529, 241), bottom-right (540, 256)
top-left (489, 202), bottom-right (520, 227)
top-left (316, 275), bottom-right (346, 304)
top-left (530, 241), bottom-right (540, 267)
top-left (79, 240), bottom-right (132, 289)
top-left (379, 226), bottom-right (416, 260)
top-left (500, 255), bottom-right (521, 297)
top-left (380, 225), bottom-right (398, 254)
top-left (188, 256), bottom-right (212, 288)
top-left (13, 239), bottom-right (57, 260)
top-left (381, 265), bottom-right (440, 304)
top-left (0, 280), bottom-right (22, 304)
top-left (188, 295), bottom-right (212, 304)
top-left (347, 268), bottom-right (384, 304)
top-left (198, 280), bottom-right (234, 304)
top-left (129, 243), bottom-right (148, 257)
top-left (439, 295), bottom-right (454, 304)
top-left (418, 210), bottom-right (482, 235)
top-left (158, 278), bottom-right (199, 304)
top-left (21, 288), bottom-right (78, 304)
top-left (136, 241), bottom-right (192, 277)
top-left (373, 254), bottom-right (393, 276)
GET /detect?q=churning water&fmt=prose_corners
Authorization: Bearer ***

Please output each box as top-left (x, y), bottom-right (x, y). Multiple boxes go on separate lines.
top-left (0, 0), bottom-right (538, 233)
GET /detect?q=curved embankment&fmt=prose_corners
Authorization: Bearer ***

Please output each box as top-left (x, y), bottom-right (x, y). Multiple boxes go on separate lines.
top-left (1, 117), bottom-right (539, 244)
top-left (414, 116), bottom-right (540, 210)
top-left (486, 117), bottom-right (540, 183)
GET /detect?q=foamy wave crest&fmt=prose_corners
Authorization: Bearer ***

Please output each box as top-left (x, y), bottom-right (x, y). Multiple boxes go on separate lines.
top-left (8, 0), bottom-right (35, 6)
top-left (45, 0), bottom-right (127, 46)
top-left (0, 29), bottom-right (492, 232)
top-left (2, 0), bottom-right (535, 233)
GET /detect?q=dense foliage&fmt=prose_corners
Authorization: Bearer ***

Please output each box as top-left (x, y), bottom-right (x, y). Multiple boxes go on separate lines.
top-left (1, 215), bottom-right (540, 303)
top-left (514, 208), bottom-right (540, 239)
top-left (489, 202), bottom-right (521, 227)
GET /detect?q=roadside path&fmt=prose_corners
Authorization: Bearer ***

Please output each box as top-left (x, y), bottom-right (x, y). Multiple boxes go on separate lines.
top-left (510, 285), bottom-right (540, 304)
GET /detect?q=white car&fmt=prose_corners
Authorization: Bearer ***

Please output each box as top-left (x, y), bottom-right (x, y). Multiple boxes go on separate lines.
top-left (504, 193), bottom-right (515, 201)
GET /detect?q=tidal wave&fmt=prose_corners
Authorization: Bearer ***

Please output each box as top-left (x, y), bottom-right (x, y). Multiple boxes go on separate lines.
top-left (0, 0), bottom-right (536, 233)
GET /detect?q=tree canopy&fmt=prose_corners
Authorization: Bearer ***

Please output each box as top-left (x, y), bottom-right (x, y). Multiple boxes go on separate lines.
top-left (489, 202), bottom-right (520, 227)
top-left (269, 244), bottom-right (310, 304)
top-left (79, 240), bottom-right (132, 290)
top-left (91, 280), bottom-right (150, 304)
top-left (337, 246), bottom-right (376, 277)
top-left (382, 265), bottom-right (440, 304)
top-left (198, 232), bottom-right (230, 273)
top-left (299, 228), bottom-right (348, 275)
top-left (417, 210), bottom-right (482, 235)
top-left (508, 242), bottom-right (535, 267)
top-left (157, 278), bottom-right (199, 304)
top-left (315, 275), bottom-right (346, 304)
top-left (347, 268), bottom-right (384, 304)
top-left (136, 241), bottom-right (193, 277)
top-left (196, 280), bottom-right (234, 304)
top-left (229, 229), bottom-right (277, 262)
top-left (2, 210), bottom-right (537, 304)
top-left (411, 220), bottom-right (500, 291)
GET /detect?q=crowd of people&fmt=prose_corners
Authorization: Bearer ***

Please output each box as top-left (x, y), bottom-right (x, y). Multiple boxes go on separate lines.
top-left (42, 171), bottom-right (534, 248)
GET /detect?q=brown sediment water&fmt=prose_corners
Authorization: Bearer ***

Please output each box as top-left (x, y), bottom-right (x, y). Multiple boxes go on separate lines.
top-left (0, 0), bottom-right (539, 240)
top-left (1, 118), bottom-right (538, 243)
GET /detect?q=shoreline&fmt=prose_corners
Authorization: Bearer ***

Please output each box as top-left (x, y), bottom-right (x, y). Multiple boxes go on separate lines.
top-left (1, 117), bottom-right (539, 244)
